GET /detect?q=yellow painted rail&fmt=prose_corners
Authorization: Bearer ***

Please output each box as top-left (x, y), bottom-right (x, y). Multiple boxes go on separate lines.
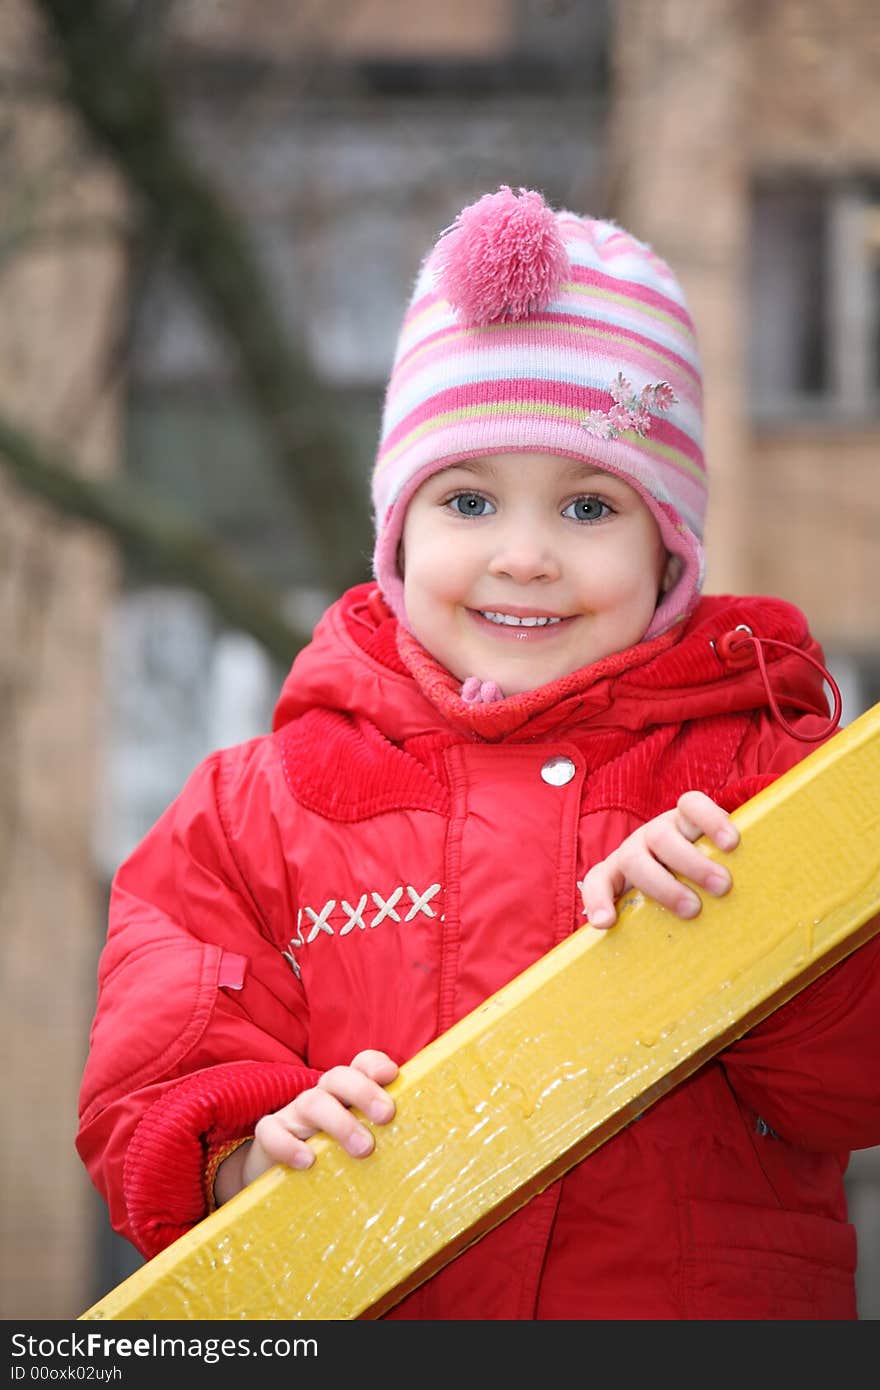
top-left (81, 701), bottom-right (880, 1321)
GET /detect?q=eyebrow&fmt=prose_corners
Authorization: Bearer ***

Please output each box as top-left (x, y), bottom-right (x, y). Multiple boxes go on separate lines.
top-left (442, 457), bottom-right (610, 484)
top-left (442, 458), bottom-right (496, 478)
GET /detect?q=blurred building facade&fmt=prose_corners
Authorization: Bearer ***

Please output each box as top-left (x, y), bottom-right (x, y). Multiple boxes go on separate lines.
top-left (1, 0), bottom-right (879, 1320)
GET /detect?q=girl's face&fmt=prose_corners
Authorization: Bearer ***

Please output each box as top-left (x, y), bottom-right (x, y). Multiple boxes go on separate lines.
top-left (401, 452), bottom-right (670, 695)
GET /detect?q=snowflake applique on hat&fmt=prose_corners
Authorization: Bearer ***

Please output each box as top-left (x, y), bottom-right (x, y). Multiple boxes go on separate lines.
top-left (583, 372), bottom-right (677, 441)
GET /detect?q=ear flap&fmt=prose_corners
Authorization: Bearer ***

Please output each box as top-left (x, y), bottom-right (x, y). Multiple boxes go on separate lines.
top-left (660, 552), bottom-right (681, 596)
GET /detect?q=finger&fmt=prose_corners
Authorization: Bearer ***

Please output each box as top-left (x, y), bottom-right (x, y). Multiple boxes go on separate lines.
top-left (239, 1134), bottom-right (289, 1186)
top-left (676, 791), bottom-right (739, 851)
top-left (350, 1049), bottom-right (400, 1090)
top-left (251, 1111), bottom-right (317, 1172)
top-left (288, 1085), bottom-right (378, 1160)
top-left (641, 822), bottom-right (733, 898)
top-left (579, 858), bottom-right (633, 928)
top-left (611, 850), bottom-right (702, 918)
top-left (320, 1063), bottom-right (396, 1125)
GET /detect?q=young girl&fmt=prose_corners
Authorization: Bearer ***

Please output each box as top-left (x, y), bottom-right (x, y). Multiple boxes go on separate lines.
top-left (77, 186), bottom-right (880, 1320)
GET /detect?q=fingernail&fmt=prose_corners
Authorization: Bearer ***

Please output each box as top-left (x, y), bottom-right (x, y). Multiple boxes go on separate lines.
top-left (368, 1098), bottom-right (393, 1123)
top-left (291, 1151), bottom-right (314, 1170)
top-left (588, 908), bottom-right (614, 929)
top-left (706, 871), bottom-right (731, 895)
top-left (718, 827), bottom-right (739, 851)
top-left (678, 893), bottom-right (700, 918)
top-left (347, 1130), bottom-right (373, 1157)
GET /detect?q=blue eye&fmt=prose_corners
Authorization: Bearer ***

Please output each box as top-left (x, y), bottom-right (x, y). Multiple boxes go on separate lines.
top-left (448, 492), bottom-right (495, 517)
top-left (564, 496), bottom-right (610, 522)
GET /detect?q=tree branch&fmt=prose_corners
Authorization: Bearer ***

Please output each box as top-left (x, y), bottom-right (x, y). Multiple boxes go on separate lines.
top-left (34, 0), bottom-right (371, 594)
top-left (0, 411), bottom-right (307, 668)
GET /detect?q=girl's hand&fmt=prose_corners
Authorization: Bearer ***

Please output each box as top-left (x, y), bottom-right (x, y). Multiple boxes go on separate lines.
top-left (214, 1050), bottom-right (399, 1204)
top-left (580, 791), bottom-right (740, 930)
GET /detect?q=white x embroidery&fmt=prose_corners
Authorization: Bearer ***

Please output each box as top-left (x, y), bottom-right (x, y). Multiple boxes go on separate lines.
top-left (304, 900), bottom-right (336, 942)
top-left (283, 884), bottom-right (445, 978)
top-left (371, 887), bottom-right (403, 926)
top-left (404, 883), bottom-right (441, 920)
top-left (290, 908), bottom-right (306, 948)
top-left (339, 895), bottom-right (368, 936)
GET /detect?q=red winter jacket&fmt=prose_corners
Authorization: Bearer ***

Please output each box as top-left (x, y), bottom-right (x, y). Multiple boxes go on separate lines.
top-left (77, 583), bottom-right (880, 1319)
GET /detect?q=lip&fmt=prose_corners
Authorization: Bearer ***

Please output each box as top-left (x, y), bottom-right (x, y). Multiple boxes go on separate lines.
top-left (474, 605), bottom-right (567, 620)
top-left (467, 607), bottom-right (575, 641)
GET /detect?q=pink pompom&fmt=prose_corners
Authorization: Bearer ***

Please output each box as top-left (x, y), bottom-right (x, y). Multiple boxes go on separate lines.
top-left (461, 676), bottom-right (483, 703)
top-left (477, 680), bottom-right (503, 703)
top-left (460, 677), bottom-right (504, 704)
top-left (434, 186), bottom-right (570, 326)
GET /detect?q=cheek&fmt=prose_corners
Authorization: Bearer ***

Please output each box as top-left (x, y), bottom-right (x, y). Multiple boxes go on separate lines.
top-left (613, 522), bottom-right (667, 600)
top-left (404, 533), bottom-right (473, 603)
top-left (571, 540), bottom-right (665, 610)
top-left (574, 549), bottom-right (644, 594)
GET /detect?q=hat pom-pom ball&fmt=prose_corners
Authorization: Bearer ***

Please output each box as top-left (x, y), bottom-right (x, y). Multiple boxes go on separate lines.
top-left (434, 185), bottom-right (569, 326)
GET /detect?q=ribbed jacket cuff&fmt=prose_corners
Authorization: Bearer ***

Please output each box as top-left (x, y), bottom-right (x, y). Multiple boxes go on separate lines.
top-left (123, 1060), bottom-right (321, 1257)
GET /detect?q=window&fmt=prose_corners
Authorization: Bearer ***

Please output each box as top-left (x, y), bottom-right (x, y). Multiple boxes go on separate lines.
top-left (750, 179), bottom-right (880, 420)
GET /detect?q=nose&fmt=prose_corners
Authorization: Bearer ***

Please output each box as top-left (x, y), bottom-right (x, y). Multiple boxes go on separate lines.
top-left (486, 518), bottom-right (561, 583)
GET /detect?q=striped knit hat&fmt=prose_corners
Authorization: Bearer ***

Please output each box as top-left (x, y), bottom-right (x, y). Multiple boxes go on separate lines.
top-left (372, 186), bottom-right (706, 640)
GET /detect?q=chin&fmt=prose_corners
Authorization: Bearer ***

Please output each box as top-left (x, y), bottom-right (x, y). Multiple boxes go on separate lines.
top-left (491, 666), bottom-right (558, 697)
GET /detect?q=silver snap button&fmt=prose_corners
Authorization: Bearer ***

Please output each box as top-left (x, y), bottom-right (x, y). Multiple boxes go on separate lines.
top-left (540, 755), bottom-right (576, 786)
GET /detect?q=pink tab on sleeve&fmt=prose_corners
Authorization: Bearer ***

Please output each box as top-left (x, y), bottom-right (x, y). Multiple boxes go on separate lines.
top-left (217, 952), bottom-right (248, 991)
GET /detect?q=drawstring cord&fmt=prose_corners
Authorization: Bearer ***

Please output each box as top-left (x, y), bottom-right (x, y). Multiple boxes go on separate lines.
top-left (356, 594), bottom-right (843, 739)
top-left (349, 587), bottom-right (394, 633)
top-left (713, 625), bottom-right (843, 742)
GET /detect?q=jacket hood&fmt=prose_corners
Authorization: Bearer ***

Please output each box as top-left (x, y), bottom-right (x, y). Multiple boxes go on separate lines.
top-left (273, 582), bottom-right (836, 745)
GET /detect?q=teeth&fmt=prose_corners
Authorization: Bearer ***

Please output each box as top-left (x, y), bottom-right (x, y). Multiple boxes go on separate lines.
top-left (480, 611), bottom-right (562, 627)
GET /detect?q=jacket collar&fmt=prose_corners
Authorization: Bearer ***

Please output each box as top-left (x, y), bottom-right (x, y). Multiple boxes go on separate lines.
top-left (273, 583), bottom-right (835, 745)
top-left (394, 618), bottom-right (682, 741)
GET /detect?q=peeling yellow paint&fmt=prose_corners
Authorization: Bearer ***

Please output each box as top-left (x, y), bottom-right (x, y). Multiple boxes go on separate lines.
top-left (80, 702), bottom-right (880, 1321)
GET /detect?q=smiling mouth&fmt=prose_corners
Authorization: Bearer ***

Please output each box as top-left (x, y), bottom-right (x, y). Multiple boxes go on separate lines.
top-left (478, 611), bottom-right (564, 628)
